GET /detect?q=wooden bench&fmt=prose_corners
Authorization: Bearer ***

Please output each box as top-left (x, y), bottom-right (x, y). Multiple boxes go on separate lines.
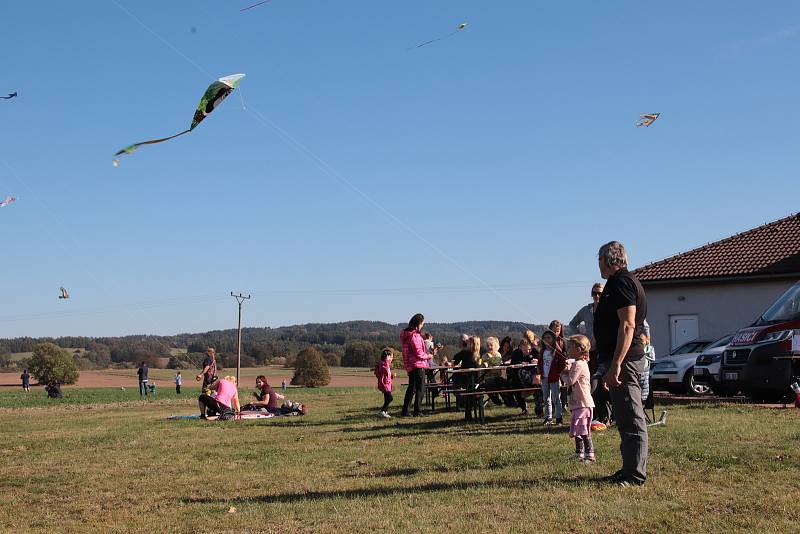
top-left (459, 386), bottom-right (541, 423)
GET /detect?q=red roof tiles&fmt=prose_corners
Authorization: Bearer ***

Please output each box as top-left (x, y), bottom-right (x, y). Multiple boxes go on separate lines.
top-left (632, 213), bottom-right (800, 283)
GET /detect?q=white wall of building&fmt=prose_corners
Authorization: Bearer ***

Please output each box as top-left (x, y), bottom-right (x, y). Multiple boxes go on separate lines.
top-left (644, 279), bottom-right (798, 357)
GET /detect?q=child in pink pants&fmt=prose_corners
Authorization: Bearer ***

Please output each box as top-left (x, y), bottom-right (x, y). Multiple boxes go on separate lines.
top-left (562, 335), bottom-right (596, 462)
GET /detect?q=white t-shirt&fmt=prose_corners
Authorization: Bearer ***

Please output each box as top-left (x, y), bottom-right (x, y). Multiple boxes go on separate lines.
top-left (542, 349), bottom-right (553, 378)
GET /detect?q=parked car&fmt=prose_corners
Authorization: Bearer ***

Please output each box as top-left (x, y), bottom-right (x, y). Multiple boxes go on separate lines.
top-left (719, 280), bottom-right (800, 402)
top-left (650, 339), bottom-right (715, 395)
top-left (692, 335), bottom-right (734, 395)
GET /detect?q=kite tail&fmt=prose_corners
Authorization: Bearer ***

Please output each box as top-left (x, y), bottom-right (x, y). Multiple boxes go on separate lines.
top-left (113, 129), bottom-right (192, 165)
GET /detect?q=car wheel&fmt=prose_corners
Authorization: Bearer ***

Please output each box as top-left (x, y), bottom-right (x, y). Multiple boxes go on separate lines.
top-left (684, 369), bottom-right (710, 395)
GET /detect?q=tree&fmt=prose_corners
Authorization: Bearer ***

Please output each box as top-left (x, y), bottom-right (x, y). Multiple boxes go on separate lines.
top-left (85, 343), bottom-right (111, 369)
top-left (28, 342), bottom-right (79, 385)
top-left (341, 341), bottom-right (377, 367)
top-left (222, 352), bottom-right (256, 368)
top-left (291, 347), bottom-right (330, 387)
top-left (322, 352), bottom-right (341, 367)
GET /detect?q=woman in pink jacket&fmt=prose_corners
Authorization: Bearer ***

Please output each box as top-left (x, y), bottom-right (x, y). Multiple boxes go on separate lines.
top-left (400, 313), bottom-right (431, 417)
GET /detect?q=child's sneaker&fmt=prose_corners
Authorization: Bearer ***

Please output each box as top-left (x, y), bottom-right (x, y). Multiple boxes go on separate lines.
top-left (542, 418), bottom-right (552, 425)
top-left (575, 452), bottom-right (585, 461)
top-left (584, 453), bottom-right (596, 463)
top-left (555, 418), bottom-right (563, 426)
top-left (378, 411), bottom-right (391, 419)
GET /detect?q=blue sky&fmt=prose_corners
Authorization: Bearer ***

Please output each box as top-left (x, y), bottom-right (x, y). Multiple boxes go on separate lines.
top-left (1, 1), bottom-right (799, 337)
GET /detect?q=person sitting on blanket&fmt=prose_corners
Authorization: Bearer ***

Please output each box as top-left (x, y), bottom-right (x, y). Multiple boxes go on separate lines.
top-left (198, 375), bottom-right (240, 420)
top-left (241, 375), bottom-right (308, 415)
top-left (241, 375), bottom-right (285, 414)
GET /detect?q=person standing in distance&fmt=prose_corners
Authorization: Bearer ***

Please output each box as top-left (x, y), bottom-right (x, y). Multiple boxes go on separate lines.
top-left (21, 368), bottom-right (31, 393)
top-left (595, 241), bottom-right (649, 487)
top-left (137, 361), bottom-right (149, 397)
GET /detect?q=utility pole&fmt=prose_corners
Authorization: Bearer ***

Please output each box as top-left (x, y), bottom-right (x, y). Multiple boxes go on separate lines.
top-left (231, 292), bottom-right (251, 387)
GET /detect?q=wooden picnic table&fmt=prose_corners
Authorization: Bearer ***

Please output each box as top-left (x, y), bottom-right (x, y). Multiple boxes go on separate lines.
top-left (424, 365), bottom-right (454, 411)
top-left (446, 363), bottom-right (539, 422)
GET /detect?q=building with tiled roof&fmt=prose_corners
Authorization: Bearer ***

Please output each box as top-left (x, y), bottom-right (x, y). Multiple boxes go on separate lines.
top-left (633, 213), bottom-right (800, 284)
top-left (631, 213), bottom-right (800, 363)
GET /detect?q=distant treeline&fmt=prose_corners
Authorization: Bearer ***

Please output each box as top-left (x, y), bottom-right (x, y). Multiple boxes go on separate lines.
top-left (0, 320), bottom-right (550, 370)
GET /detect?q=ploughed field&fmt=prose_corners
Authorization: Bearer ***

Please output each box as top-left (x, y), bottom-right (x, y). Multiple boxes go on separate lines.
top-left (0, 387), bottom-right (797, 533)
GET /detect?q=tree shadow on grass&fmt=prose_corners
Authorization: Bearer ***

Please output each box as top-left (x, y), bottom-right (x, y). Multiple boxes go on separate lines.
top-left (181, 476), bottom-right (608, 505)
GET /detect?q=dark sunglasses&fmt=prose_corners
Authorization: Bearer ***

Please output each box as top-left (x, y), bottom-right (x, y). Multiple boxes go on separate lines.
top-left (591, 292), bottom-right (601, 296)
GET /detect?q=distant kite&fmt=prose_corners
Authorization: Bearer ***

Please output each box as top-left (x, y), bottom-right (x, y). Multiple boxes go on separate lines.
top-left (113, 74), bottom-right (245, 166)
top-left (240, 0), bottom-right (272, 12)
top-left (0, 196), bottom-right (16, 208)
top-left (636, 113), bottom-right (660, 128)
top-left (59, 287), bottom-right (69, 300)
top-left (1, 92), bottom-right (17, 100)
top-left (415, 23), bottom-right (467, 49)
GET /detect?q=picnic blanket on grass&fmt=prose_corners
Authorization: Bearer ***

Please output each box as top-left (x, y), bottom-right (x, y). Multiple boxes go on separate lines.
top-left (167, 410), bottom-right (304, 421)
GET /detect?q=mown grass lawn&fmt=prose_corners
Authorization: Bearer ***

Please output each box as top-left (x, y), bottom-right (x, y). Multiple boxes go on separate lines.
top-left (0, 388), bottom-right (797, 533)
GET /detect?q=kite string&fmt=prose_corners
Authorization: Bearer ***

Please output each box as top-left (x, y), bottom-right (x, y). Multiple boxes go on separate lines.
top-left (238, 84), bottom-right (247, 111)
top-left (108, 1), bottom-right (552, 328)
top-left (242, 104), bottom-right (547, 330)
top-left (109, 0), bottom-right (213, 79)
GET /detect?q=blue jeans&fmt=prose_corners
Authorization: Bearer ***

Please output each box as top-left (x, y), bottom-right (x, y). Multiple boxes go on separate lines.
top-left (139, 380), bottom-right (148, 396)
top-left (542, 379), bottom-right (562, 420)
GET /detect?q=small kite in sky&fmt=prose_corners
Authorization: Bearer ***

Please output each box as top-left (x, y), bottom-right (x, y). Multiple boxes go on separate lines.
top-left (1, 92), bottom-right (17, 100)
top-left (0, 196), bottom-right (16, 207)
top-left (240, 0), bottom-right (272, 12)
top-left (636, 113), bottom-right (660, 128)
top-left (59, 287), bottom-right (69, 300)
top-left (113, 74), bottom-right (245, 166)
top-left (415, 23), bottom-right (468, 49)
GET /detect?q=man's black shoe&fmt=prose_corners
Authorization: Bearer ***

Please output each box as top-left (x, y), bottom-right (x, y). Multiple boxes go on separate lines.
top-left (600, 470), bottom-right (625, 483)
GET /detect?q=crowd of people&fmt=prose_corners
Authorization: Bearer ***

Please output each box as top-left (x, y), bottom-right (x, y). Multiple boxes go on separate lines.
top-left (384, 241), bottom-right (650, 486)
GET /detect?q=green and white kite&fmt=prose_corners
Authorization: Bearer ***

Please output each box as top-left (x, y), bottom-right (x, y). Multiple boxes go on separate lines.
top-left (113, 74), bottom-right (245, 166)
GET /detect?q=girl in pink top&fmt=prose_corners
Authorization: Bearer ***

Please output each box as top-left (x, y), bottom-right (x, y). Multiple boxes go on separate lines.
top-left (561, 335), bottom-right (596, 462)
top-left (199, 376), bottom-right (240, 420)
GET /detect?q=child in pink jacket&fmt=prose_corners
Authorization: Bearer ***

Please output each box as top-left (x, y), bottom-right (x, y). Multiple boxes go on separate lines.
top-left (561, 335), bottom-right (596, 462)
top-left (375, 348), bottom-right (397, 418)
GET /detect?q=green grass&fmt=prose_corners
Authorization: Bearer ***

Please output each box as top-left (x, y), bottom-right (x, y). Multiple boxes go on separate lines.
top-left (0, 389), bottom-right (797, 533)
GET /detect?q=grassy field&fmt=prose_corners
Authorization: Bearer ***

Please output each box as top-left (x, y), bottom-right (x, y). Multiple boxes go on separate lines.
top-left (0, 388), bottom-right (797, 534)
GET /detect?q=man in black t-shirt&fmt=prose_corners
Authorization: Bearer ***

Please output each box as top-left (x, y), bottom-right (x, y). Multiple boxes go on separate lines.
top-left (594, 241), bottom-right (649, 487)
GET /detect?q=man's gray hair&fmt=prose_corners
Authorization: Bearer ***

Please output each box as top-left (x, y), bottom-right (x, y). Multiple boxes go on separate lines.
top-left (598, 241), bottom-right (628, 268)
